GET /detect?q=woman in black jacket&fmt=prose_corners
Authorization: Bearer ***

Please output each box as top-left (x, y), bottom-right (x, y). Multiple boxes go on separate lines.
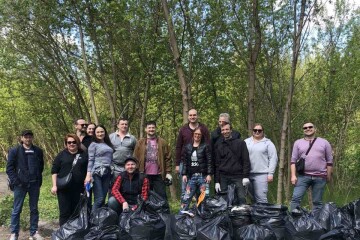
top-left (180, 127), bottom-right (212, 211)
top-left (51, 134), bottom-right (88, 226)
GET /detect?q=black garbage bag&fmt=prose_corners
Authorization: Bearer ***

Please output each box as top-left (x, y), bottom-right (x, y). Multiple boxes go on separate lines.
top-left (234, 223), bottom-right (277, 240)
top-left (251, 203), bottom-right (288, 240)
top-left (119, 210), bottom-right (133, 240)
top-left (119, 201), bottom-right (165, 240)
top-left (229, 205), bottom-right (252, 229)
top-left (84, 225), bottom-right (120, 240)
top-left (312, 202), bottom-right (349, 231)
top-left (227, 184), bottom-right (237, 207)
top-left (51, 194), bottom-right (90, 240)
top-left (159, 213), bottom-right (173, 240)
top-left (319, 226), bottom-right (360, 240)
top-left (285, 208), bottom-right (325, 240)
top-left (170, 214), bottom-right (197, 240)
top-left (90, 207), bottom-right (119, 227)
top-left (197, 214), bottom-right (233, 240)
top-left (341, 198), bottom-right (360, 228)
top-left (145, 190), bottom-right (170, 214)
top-left (197, 195), bottom-right (228, 220)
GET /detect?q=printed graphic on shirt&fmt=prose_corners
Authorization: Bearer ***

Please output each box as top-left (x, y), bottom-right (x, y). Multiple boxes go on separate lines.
top-left (191, 150), bottom-right (199, 167)
top-left (145, 138), bottom-right (160, 175)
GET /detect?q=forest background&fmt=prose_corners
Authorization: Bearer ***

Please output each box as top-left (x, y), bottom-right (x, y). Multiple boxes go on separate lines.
top-left (0, 0), bottom-right (359, 211)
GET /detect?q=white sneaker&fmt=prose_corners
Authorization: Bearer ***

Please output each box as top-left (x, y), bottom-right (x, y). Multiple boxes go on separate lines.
top-left (29, 231), bottom-right (43, 240)
top-left (9, 233), bottom-right (18, 240)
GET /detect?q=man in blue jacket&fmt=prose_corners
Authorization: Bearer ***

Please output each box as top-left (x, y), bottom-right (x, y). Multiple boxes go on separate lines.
top-left (6, 130), bottom-right (44, 240)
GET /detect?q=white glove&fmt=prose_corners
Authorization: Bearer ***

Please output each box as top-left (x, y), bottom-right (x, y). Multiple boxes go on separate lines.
top-left (242, 178), bottom-right (250, 187)
top-left (166, 174), bottom-right (172, 181)
top-left (215, 183), bottom-right (221, 193)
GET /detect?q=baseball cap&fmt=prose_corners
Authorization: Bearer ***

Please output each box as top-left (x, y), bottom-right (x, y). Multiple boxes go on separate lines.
top-left (124, 157), bottom-right (138, 165)
top-left (21, 130), bottom-right (34, 136)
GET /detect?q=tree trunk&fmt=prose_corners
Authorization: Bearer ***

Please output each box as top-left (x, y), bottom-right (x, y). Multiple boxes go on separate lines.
top-left (75, 9), bottom-right (99, 125)
top-left (277, 0), bottom-right (307, 204)
top-left (247, 0), bottom-right (262, 135)
top-left (161, 0), bottom-right (192, 123)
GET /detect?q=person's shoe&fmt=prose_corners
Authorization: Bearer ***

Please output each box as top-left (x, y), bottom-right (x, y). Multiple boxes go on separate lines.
top-left (9, 233), bottom-right (18, 240)
top-left (29, 231), bottom-right (43, 240)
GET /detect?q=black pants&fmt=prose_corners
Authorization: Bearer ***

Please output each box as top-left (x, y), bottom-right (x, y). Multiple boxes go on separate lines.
top-left (147, 174), bottom-right (167, 200)
top-left (57, 185), bottom-right (83, 226)
top-left (219, 174), bottom-right (246, 205)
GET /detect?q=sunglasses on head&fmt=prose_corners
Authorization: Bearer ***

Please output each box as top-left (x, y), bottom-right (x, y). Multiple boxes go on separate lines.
top-left (303, 126), bottom-right (314, 130)
top-left (253, 129), bottom-right (263, 133)
top-left (67, 141), bottom-right (77, 145)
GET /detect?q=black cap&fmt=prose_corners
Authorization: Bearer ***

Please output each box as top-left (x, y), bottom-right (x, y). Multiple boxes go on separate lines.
top-left (124, 157), bottom-right (138, 165)
top-left (21, 130), bottom-right (34, 136)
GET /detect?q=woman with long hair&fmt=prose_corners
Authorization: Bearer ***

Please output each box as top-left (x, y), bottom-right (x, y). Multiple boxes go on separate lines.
top-left (51, 134), bottom-right (88, 226)
top-left (85, 125), bottom-right (114, 212)
top-left (180, 127), bottom-right (212, 210)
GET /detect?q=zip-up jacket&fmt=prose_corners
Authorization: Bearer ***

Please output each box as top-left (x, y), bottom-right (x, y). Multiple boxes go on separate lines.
top-left (182, 143), bottom-right (212, 177)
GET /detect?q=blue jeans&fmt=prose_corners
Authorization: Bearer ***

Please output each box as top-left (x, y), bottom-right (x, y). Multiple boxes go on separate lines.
top-left (290, 175), bottom-right (327, 211)
top-left (179, 163), bottom-right (186, 199)
top-left (180, 174), bottom-right (209, 210)
top-left (10, 182), bottom-right (40, 236)
top-left (92, 172), bottom-right (111, 212)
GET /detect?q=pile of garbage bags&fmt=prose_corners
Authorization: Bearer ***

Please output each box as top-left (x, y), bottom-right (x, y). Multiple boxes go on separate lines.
top-left (52, 189), bottom-right (360, 240)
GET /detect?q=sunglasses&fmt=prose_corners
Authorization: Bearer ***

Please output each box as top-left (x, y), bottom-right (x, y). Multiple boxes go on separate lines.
top-left (81, 124), bottom-right (88, 127)
top-left (253, 129), bottom-right (263, 133)
top-left (67, 141), bottom-right (77, 145)
top-left (303, 126), bottom-right (314, 130)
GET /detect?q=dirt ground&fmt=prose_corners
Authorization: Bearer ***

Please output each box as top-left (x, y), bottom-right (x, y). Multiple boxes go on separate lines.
top-left (0, 172), bottom-right (58, 240)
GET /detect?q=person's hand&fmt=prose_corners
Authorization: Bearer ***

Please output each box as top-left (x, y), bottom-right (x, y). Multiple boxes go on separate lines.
top-left (51, 186), bottom-right (57, 195)
top-left (215, 183), bottom-right (221, 193)
top-left (291, 175), bottom-right (297, 185)
top-left (206, 175), bottom-right (212, 184)
top-left (242, 178), bottom-right (250, 187)
top-left (122, 202), bottom-right (129, 211)
top-left (166, 173), bottom-right (172, 181)
top-left (327, 174), bottom-right (332, 183)
top-left (84, 175), bottom-right (91, 186)
top-left (175, 166), bottom-right (180, 174)
top-left (267, 175), bottom-right (274, 182)
top-left (182, 175), bottom-right (187, 183)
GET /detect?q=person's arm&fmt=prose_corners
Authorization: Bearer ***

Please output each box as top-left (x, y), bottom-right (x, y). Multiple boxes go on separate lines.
top-left (51, 174), bottom-right (57, 195)
top-left (205, 144), bottom-right (212, 176)
top-left (50, 153), bottom-right (62, 194)
top-left (214, 143), bottom-right (220, 183)
top-left (290, 141), bottom-right (299, 185)
top-left (85, 143), bottom-right (96, 184)
top-left (164, 141), bottom-right (172, 174)
top-left (241, 141), bottom-right (251, 178)
top-left (6, 147), bottom-right (19, 185)
top-left (111, 175), bottom-right (126, 204)
top-left (267, 141), bottom-right (278, 182)
top-left (141, 177), bottom-right (150, 201)
top-left (325, 140), bottom-right (333, 182)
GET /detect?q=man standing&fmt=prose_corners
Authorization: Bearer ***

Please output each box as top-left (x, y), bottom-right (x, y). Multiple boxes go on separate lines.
top-left (214, 123), bottom-right (250, 205)
top-left (211, 113), bottom-right (241, 147)
top-left (74, 118), bottom-right (92, 150)
top-left (134, 121), bottom-right (172, 200)
top-left (109, 157), bottom-right (150, 214)
top-left (6, 130), bottom-right (44, 240)
top-left (290, 122), bottom-right (333, 211)
top-left (109, 117), bottom-right (137, 176)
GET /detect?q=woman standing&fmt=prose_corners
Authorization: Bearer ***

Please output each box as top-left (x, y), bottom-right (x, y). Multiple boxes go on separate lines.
top-left (180, 127), bottom-right (212, 210)
top-left (85, 125), bottom-right (114, 212)
top-left (51, 134), bottom-right (88, 226)
top-left (244, 123), bottom-right (278, 203)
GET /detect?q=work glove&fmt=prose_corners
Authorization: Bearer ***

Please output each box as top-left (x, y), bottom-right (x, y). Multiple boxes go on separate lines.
top-left (242, 178), bottom-right (250, 187)
top-left (166, 174), bottom-right (172, 181)
top-left (215, 183), bottom-right (221, 193)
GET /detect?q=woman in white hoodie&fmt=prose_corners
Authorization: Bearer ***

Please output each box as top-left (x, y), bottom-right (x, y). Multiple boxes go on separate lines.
top-left (245, 123), bottom-right (278, 203)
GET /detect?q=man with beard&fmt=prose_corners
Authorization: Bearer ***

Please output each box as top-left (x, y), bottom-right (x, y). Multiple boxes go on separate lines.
top-left (74, 118), bottom-right (92, 150)
top-left (134, 121), bottom-right (172, 201)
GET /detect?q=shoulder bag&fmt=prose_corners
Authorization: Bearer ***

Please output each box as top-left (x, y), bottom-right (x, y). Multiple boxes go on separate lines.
top-left (295, 138), bottom-right (317, 175)
top-left (56, 153), bottom-right (80, 190)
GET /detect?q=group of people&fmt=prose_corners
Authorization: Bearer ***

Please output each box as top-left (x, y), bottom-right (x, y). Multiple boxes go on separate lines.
top-left (5, 109), bottom-right (333, 240)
